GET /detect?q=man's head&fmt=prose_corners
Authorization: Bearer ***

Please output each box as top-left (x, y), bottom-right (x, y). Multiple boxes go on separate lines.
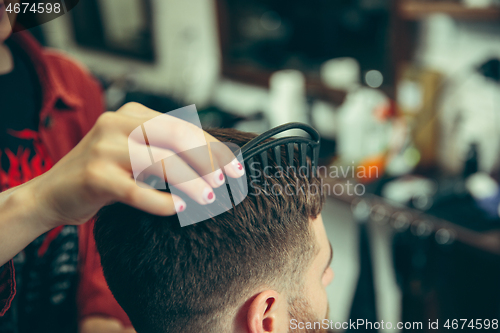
top-left (94, 128), bottom-right (333, 333)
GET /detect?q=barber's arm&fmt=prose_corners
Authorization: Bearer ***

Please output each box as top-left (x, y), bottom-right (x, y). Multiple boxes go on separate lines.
top-left (0, 103), bottom-right (244, 324)
top-left (0, 102), bottom-right (243, 267)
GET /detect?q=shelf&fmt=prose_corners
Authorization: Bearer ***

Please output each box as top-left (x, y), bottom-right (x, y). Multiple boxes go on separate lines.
top-left (322, 176), bottom-right (500, 256)
top-left (399, 1), bottom-right (500, 20)
top-left (222, 63), bottom-right (347, 105)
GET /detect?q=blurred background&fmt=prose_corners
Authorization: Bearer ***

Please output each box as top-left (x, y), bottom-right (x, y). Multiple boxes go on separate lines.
top-left (22, 0), bottom-right (500, 331)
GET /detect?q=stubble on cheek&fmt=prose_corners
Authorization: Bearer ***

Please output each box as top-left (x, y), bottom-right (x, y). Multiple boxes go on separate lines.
top-left (288, 297), bottom-right (330, 333)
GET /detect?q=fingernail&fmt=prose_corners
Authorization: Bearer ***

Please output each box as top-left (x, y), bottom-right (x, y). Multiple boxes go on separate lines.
top-left (232, 159), bottom-right (245, 174)
top-left (214, 169), bottom-right (225, 185)
top-left (175, 200), bottom-right (186, 213)
top-left (203, 188), bottom-right (215, 204)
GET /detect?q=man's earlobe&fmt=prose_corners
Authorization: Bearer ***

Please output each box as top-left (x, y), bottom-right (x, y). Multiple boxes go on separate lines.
top-left (247, 290), bottom-right (286, 333)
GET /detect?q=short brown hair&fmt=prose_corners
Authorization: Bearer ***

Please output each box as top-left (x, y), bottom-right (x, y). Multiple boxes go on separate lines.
top-left (94, 128), bottom-right (325, 333)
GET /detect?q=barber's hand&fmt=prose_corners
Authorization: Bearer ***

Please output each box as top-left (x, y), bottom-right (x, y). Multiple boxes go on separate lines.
top-left (25, 102), bottom-right (244, 230)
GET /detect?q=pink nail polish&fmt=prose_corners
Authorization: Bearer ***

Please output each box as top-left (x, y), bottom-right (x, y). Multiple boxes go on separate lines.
top-left (232, 159), bottom-right (245, 174)
top-left (175, 200), bottom-right (186, 213)
top-left (203, 188), bottom-right (216, 204)
top-left (214, 170), bottom-right (225, 185)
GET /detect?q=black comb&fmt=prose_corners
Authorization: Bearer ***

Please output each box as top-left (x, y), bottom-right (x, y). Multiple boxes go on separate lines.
top-left (240, 122), bottom-right (320, 179)
top-left (142, 123), bottom-right (320, 190)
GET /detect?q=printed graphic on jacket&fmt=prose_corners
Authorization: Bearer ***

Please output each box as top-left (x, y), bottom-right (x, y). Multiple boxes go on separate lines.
top-left (0, 129), bottom-right (79, 333)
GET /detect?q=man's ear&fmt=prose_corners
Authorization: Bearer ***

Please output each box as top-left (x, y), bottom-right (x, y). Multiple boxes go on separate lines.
top-left (247, 290), bottom-right (287, 333)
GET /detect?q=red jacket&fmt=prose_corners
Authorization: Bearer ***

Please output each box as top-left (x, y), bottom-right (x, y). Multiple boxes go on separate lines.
top-left (0, 30), bottom-right (131, 326)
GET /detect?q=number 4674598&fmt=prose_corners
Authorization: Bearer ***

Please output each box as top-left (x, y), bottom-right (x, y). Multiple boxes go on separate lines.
top-left (6, 2), bottom-right (62, 14)
top-left (444, 319), bottom-right (498, 330)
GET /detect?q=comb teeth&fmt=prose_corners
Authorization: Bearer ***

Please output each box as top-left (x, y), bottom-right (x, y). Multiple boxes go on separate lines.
top-left (287, 143), bottom-right (295, 168)
top-left (260, 151), bottom-right (269, 176)
top-left (299, 143), bottom-right (307, 175)
top-left (240, 122), bottom-right (321, 182)
top-left (247, 157), bottom-right (257, 180)
top-left (312, 146), bottom-right (319, 178)
top-left (244, 142), bottom-right (319, 181)
top-left (274, 145), bottom-right (282, 169)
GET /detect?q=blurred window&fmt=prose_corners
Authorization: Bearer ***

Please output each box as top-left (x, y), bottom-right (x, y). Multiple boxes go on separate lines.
top-left (70, 0), bottom-right (155, 62)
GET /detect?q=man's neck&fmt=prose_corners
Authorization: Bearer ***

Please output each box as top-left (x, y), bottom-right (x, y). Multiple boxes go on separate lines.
top-left (0, 43), bottom-right (13, 75)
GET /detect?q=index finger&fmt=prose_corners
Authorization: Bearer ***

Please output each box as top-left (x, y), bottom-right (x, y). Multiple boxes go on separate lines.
top-left (119, 103), bottom-right (245, 180)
